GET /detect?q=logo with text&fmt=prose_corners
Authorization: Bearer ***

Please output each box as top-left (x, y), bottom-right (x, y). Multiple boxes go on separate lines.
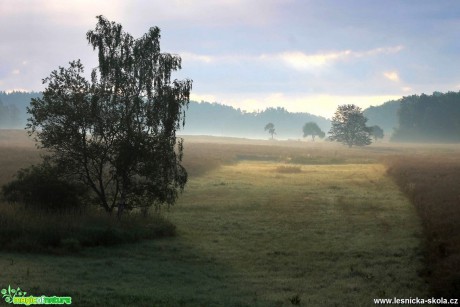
top-left (1, 285), bottom-right (71, 305)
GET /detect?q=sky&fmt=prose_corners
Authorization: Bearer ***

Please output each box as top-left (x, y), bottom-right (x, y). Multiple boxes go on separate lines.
top-left (1, 0), bottom-right (460, 118)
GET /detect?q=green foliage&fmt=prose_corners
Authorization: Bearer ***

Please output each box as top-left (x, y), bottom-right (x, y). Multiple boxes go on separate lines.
top-left (392, 91), bottom-right (460, 142)
top-left (264, 122), bottom-right (276, 139)
top-left (302, 121), bottom-right (325, 141)
top-left (0, 205), bottom-right (176, 253)
top-left (364, 100), bottom-right (400, 138)
top-left (26, 16), bottom-right (192, 215)
top-left (328, 104), bottom-right (372, 147)
top-left (2, 162), bottom-right (88, 211)
top-left (369, 125), bottom-right (384, 141)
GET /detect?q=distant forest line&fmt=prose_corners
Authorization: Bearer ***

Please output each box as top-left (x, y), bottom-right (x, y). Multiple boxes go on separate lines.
top-left (1, 90), bottom-right (460, 142)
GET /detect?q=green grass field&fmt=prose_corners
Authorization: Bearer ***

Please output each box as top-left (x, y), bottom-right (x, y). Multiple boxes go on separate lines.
top-left (2, 131), bottom-right (458, 306)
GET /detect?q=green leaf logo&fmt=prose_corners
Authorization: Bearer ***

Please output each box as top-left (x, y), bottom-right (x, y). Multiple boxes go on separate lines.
top-left (1, 285), bottom-right (27, 304)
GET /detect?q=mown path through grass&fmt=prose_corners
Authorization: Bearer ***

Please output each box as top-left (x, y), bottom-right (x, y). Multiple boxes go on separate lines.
top-left (1, 161), bottom-right (428, 306)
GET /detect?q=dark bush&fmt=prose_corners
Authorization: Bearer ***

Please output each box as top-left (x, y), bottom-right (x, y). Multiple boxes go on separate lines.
top-left (0, 210), bottom-right (176, 253)
top-left (2, 162), bottom-right (89, 211)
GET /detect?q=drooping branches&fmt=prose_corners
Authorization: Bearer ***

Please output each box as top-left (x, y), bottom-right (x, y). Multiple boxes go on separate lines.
top-left (27, 16), bottom-right (192, 214)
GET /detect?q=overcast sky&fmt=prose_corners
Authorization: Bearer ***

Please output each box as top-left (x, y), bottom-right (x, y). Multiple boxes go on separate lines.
top-left (1, 1), bottom-right (459, 118)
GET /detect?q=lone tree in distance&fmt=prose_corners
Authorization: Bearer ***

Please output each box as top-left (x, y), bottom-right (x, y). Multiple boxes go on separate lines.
top-left (264, 122), bottom-right (276, 139)
top-left (328, 104), bottom-right (372, 147)
top-left (27, 15), bottom-right (192, 216)
top-left (369, 125), bottom-right (384, 141)
top-left (302, 122), bottom-right (325, 141)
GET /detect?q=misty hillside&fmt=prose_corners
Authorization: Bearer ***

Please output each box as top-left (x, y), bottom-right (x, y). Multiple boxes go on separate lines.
top-left (2, 91), bottom-right (460, 142)
top-left (181, 101), bottom-right (331, 139)
top-left (0, 92), bottom-right (330, 139)
top-left (0, 91), bottom-right (403, 139)
top-left (392, 91), bottom-right (460, 143)
top-left (0, 91), bottom-right (41, 129)
top-left (363, 100), bottom-right (400, 138)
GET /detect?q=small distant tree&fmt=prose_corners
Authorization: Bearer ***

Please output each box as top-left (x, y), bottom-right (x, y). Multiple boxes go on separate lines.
top-left (264, 122), bottom-right (276, 139)
top-left (369, 125), bottom-right (384, 141)
top-left (328, 104), bottom-right (372, 147)
top-left (302, 122), bottom-right (325, 141)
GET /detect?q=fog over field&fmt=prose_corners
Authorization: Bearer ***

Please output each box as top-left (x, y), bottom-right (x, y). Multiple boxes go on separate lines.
top-left (1, 1), bottom-right (460, 306)
top-left (1, 130), bottom-right (460, 305)
top-left (2, 90), bottom-right (460, 142)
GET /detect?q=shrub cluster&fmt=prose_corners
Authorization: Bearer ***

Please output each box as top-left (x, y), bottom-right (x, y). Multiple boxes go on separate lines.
top-left (2, 162), bottom-right (88, 211)
top-left (0, 161), bottom-right (176, 254)
top-left (0, 206), bottom-right (176, 253)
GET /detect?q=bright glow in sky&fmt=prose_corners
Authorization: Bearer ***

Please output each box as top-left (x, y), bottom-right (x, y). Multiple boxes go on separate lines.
top-left (1, 0), bottom-right (460, 118)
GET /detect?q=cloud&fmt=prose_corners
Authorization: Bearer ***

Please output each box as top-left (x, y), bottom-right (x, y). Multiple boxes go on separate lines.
top-left (402, 86), bottom-right (412, 92)
top-left (276, 46), bottom-right (404, 72)
top-left (180, 45), bottom-right (405, 74)
top-left (120, 0), bottom-right (288, 28)
top-left (180, 52), bottom-right (215, 64)
top-left (357, 46), bottom-right (404, 57)
top-left (0, 0), bottom-right (125, 27)
top-left (276, 50), bottom-right (352, 70)
top-left (383, 71), bottom-right (400, 82)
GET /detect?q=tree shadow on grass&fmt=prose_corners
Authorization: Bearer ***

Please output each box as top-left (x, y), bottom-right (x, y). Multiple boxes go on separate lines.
top-left (0, 238), bottom-right (272, 307)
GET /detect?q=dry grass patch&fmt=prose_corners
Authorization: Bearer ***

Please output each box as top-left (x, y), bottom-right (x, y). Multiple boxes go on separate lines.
top-left (0, 203), bottom-right (176, 253)
top-left (180, 137), bottom-right (392, 177)
top-left (274, 165), bottom-right (302, 173)
top-left (386, 156), bottom-right (460, 297)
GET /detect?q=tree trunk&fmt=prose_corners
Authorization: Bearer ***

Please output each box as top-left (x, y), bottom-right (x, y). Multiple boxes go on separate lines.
top-left (117, 190), bottom-right (126, 220)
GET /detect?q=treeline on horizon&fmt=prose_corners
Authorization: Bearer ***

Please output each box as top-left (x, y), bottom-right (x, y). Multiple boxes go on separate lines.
top-left (1, 90), bottom-right (460, 142)
top-left (391, 91), bottom-right (460, 142)
top-left (0, 91), bottom-right (41, 128)
top-left (182, 101), bottom-right (330, 139)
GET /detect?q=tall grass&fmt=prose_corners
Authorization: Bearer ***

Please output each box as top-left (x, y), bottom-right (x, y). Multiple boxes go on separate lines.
top-left (386, 156), bottom-right (460, 297)
top-left (1, 130), bottom-right (460, 305)
top-left (0, 130), bottom-right (175, 254)
top-left (0, 159), bottom-right (428, 306)
top-left (0, 204), bottom-right (176, 253)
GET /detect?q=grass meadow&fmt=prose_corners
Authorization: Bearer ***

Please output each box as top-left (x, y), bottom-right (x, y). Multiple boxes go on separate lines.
top-left (0, 131), bottom-right (459, 306)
